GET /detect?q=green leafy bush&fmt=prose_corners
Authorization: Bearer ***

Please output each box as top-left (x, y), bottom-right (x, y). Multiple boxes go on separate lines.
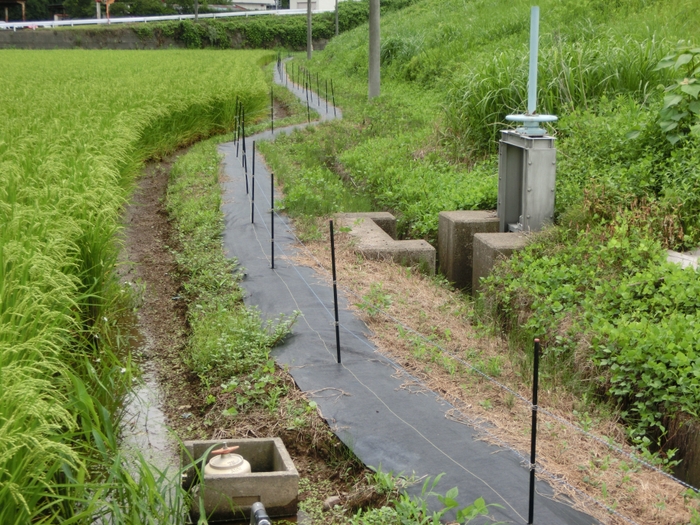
top-left (483, 210), bottom-right (700, 448)
top-left (654, 43), bottom-right (700, 144)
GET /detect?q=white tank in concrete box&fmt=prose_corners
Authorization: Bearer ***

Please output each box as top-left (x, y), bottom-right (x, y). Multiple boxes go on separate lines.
top-left (204, 445), bottom-right (251, 476)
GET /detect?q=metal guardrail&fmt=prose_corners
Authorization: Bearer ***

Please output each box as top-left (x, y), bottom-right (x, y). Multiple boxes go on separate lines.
top-left (0, 8), bottom-right (333, 31)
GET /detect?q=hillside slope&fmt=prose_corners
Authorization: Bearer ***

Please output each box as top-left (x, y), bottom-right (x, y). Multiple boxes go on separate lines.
top-left (263, 0), bottom-right (700, 494)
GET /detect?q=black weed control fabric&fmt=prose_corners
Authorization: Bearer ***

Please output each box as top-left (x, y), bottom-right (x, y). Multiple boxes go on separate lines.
top-left (218, 65), bottom-right (597, 525)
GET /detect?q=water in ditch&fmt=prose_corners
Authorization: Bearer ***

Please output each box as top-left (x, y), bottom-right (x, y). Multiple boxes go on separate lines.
top-left (119, 313), bottom-right (180, 479)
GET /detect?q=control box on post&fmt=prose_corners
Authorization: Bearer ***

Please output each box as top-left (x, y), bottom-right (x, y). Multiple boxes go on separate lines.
top-left (497, 131), bottom-right (556, 233)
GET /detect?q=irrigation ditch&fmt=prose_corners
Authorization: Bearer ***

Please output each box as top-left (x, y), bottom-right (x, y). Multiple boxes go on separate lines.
top-left (114, 58), bottom-right (700, 525)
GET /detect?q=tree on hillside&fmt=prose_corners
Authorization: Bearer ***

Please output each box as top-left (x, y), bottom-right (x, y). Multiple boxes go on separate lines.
top-left (4, 0), bottom-right (51, 21)
top-left (168, 0), bottom-right (208, 15)
top-left (63, 0), bottom-right (95, 18)
top-left (109, 0), bottom-right (173, 16)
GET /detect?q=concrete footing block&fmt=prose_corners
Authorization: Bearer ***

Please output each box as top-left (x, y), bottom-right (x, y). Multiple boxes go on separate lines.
top-left (182, 438), bottom-right (298, 522)
top-left (472, 232), bottom-right (529, 295)
top-left (438, 210), bottom-right (499, 291)
top-left (337, 212), bottom-right (436, 275)
top-left (340, 211), bottom-right (397, 239)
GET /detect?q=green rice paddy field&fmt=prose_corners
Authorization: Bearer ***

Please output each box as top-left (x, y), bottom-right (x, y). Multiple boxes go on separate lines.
top-left (0, 49), bottom-right (270, 523)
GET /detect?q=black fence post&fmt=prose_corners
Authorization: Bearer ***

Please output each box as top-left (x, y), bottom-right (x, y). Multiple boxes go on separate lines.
top-left (251, 141), bottom-right (255, 224)
top-left (330, 220), bottom-right (341, 364)
top-left (270, 172), bottom-right (275, 269)
top-left (242, 108), bottom-right (249, 194)
top-left (235, 100), bottom-right (241, 158)
top-left (308, 71), bottom-right (313, 103)
top-left (331, 79), bottom-right (336, 117)
top-left (270, 86), bottom-right (274, 134)
top-left (528, 338), bottom-right (541, 525)
top-left (306, 81), bottom-right (310, 123)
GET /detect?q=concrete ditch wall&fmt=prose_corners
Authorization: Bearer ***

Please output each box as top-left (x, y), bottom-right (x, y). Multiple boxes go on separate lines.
top-left (337, 212), bottom-right (436, 275)
top-left (0, 27), bottom-right (168, 49)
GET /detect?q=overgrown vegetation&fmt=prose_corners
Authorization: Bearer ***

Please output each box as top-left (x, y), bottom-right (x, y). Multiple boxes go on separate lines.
top-left (0, 49), bottom-right (270, 523)
top-left (165, 138), bottom-right (297, 409)
top-left (163, 119), bottom-right (496, 525)
top-left (350, 470), bottom-right (496, 525)
top-left (49, 3), bottom-right (370, 50)
top-left (260, 0), bottom-right (700, 482)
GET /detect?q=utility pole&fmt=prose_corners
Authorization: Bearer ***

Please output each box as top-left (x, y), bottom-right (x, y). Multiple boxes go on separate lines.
top-left (368, 0), bottom-right (380, 98)
top-left (306, 0), bottom-right (312, 60)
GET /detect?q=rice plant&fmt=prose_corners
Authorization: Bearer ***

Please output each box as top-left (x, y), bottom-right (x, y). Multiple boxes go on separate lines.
top-left (0, 49), bottom-right (270, 524)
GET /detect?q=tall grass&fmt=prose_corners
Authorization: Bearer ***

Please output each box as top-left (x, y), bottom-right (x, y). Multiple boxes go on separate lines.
top-left (0, 49), bottom-right (270, 523)
top-left (442, 34), bottom-right (667, 157)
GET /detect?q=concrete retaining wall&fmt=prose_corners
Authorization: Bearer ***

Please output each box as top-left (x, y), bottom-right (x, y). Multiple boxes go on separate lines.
top-left (337, 212), bottom-right (436, 275)
top-left (0, 26), bottom-right (330, 50)
top-left (0, 27), bottom-right (175, 49)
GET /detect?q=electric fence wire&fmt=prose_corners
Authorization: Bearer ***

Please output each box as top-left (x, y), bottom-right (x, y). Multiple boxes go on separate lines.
top-left (246, 177), bottom-right (642, 525)
top-left (267, 64), bottom-right (694, 518)
top-left (270, 61), bottom-right (700, 497)
top-left (227, 63), bottom-right (693, 525)
top-left (243, 166), bottom-right (643, 525)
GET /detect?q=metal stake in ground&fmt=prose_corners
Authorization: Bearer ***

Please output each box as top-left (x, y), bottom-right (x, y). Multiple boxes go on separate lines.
top-left (270, 86), bottom-right (274, 134)
top-left (306, 82), bottom-right (310, 123)
top-left (330, 220), bottom-right (341, 364)
top-left (325, 79), bottom-right (328, 114)
top-left (316, 72), bottom-right (320, 106)
top-left (251, 141), bottom-right (255, 224)
top-left (308, 71), bottom-right (313, 103)
top-left (528, 338), bottom-right (541, 525)
top-left (242, 108), bottom-right (249, 194)
top-left (235, 100), bottom-right (241, 158)
top-left (234, 96), bottom-right (239, 144)
top-left (331, 79), bottom-right (336, 117)
top-left (270, 172), bottom-right (275, 269)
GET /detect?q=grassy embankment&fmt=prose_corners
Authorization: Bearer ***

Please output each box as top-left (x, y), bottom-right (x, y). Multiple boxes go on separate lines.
top-left (260, 0), bottom-right (700, 491)
top-left (0, 48), bottom-right (271, 524)
top-left (42, 1), bottom-right (371, 50)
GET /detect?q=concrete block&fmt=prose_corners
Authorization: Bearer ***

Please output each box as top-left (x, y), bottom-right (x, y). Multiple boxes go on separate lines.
top-left (337, 213), bottom-right (436, 275)
top-left (182, 438), bottom-right (298, 522)
top-left (472, 232), bottom-right (529, 295)
top-left (438, 210), bottom-right (499, 291)
top-left (667, 248), bottom-right (700, 270)
top-left (339, 212), bottom-right (397, 239)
